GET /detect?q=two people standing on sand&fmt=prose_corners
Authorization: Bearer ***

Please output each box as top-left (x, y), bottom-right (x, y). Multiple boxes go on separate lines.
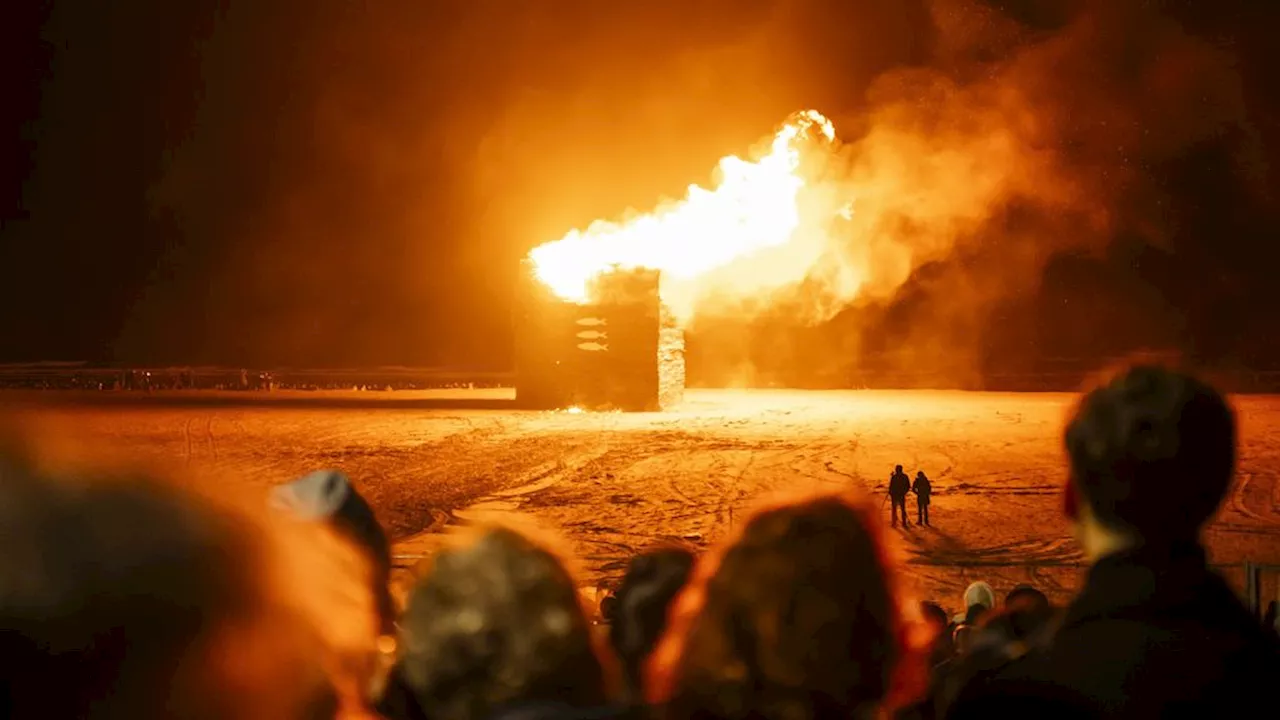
top-left (888, 465), bottom-right (932, 528)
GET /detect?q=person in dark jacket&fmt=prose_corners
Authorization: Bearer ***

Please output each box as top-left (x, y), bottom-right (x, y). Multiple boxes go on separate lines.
top-left (946, 364), bottom-right (1280, 718)
top-left (888, 465), bottom-right (911, 528)
top-left (911, 470), bottom-right (932, 526)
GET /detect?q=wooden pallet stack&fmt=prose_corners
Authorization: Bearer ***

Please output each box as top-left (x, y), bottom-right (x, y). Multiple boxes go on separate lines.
top-left (514, 260), bottom-right (684, 411)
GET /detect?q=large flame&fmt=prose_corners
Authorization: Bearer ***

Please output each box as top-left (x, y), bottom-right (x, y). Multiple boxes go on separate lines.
top-left (528, 110), bottom-right (837, 318)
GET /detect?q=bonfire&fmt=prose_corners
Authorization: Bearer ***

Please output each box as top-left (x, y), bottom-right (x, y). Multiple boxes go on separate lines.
top-left (528, 110), bottom-right (838, 319)
top-left (515, 111), bottom-right (842, 411)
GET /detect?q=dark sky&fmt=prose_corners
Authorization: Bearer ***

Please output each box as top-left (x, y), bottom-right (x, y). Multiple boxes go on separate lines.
top-left (2, 1), bottom-right (1277, 374)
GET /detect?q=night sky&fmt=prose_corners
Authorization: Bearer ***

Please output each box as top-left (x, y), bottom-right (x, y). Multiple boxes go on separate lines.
top-left (2, 1), bottom-right (1277, 378)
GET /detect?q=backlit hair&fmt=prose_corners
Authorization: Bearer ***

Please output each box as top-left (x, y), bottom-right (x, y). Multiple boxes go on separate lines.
top-left (398, 524), bottom-right (606, 720)
top-left (648, 492), bottom-right (927, 720)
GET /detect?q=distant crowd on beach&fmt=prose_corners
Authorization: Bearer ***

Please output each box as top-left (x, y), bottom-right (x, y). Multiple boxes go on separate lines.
top-left (0, 366), bottom-right (504, 392)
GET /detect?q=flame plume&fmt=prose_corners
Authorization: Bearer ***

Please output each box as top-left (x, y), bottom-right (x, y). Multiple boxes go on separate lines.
top-left (528, 110), bottom-right (837, 320)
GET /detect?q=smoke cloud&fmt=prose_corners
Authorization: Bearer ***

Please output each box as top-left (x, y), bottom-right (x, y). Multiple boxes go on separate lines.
top-left (685, 0), bottom-right (1255, 386)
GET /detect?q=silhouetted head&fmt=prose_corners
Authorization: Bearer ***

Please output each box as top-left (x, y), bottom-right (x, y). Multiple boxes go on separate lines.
top-left (0, 454), bottom-right (374, 719)
top-left (916, 471), bottom-right (926, 479)
top-left (1064, 364), bottom-right (1235, 545)
top-left (920, 601), bottom-right (953, 664)
top-left (1004, 585), bottom-right (1049, 612)
top-left (599, 592), bottom-right (619, 623)
top-left (966, 604), bottom-right (991, 627)
top-left (920, 601), bottom-right (949, 629)
top-left (649, 493), bottom-right (926, 720)
top-left (272, 469), bottom-right (395, 635)
top-left (609, 545), bottom-right (696, 703)
top-left (398, 525), bottom-right (605, 720)
top-left (895, 465), bottom-right (904, 473)
top-left (979, 595), bottom-right (1055, 645)
top-left (935, 598), bottom-right (1060, 717)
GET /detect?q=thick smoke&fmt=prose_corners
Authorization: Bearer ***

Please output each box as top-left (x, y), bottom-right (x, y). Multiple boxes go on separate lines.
top-left (687, 0), bottom-right (1253, 387)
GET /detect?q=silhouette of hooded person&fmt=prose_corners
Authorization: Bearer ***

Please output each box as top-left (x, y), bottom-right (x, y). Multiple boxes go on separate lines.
top-left (888, 465), bottom-right (911, 528)
top-left (912, 470), bottom-right (932, 526)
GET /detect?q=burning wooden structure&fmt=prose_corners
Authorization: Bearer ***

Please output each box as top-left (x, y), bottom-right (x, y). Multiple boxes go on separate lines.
top-left (514, 260), bottom-right (684, 411)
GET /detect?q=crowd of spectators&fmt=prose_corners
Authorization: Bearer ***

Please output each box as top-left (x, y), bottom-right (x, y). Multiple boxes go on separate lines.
top-left (0, 367), bottom-right (503, 392)
top-left (3, 363), bottom-right (1278, 719)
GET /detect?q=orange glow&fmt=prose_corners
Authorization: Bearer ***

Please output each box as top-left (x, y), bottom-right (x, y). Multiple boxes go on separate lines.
top-left (528, 111), bottom-right (839, 321)
top-left (528, 82), bottom-right (1079, 333)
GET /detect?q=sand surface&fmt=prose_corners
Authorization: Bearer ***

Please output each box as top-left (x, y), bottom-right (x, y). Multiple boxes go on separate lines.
top-left (8, 388), bottom-right (1279, 613)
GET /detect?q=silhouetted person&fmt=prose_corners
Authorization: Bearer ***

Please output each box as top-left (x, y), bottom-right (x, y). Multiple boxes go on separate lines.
top-left (0, 449), bottom-right (376, 719)
top-left (608, 545), bottom-right (695, 704)
top-left (649, 493), bottom-right (928, 720)
top-left (271, 469), bottom-right (400, 709)
top-left (920, 601), bottom-right (954, 665)
top-left (271, 470), bottom-right (395, 636)
top-left (947, 365), bottom-right (1280, 718)
top-left (889, 464), bottom-right (911, 528)
top-left (912, 470), bottom-right (932, 526)
top-left (1005, 584), bottom-right (1050, 613)
top-left (937, 595), bottom-right (1058, 717)
top-left (960, 581), bottom-right (996, 624)
top-left (395, 526), bottom-right (607, 720)
top-left (901, 601), bottom-right (955, 720)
